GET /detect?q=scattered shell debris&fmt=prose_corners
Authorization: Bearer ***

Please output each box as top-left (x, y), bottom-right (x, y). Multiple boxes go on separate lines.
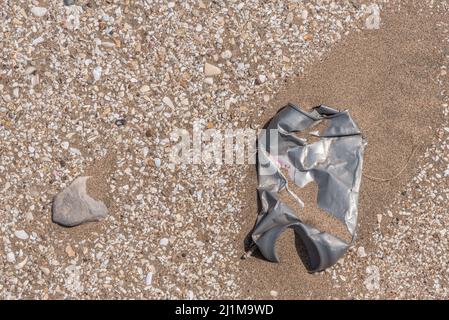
top-left (1, 0), bottom-right (447, 300)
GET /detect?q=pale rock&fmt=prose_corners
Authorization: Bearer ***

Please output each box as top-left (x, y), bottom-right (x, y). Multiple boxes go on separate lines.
top-left (31, 7), bottom-right (48, 17)
top-left (160, 238), bottom-right (169, 246)
top-left (145, 272), bottom-right (153, 286)
top-left (195, 24), bottom-right (203, 32)
top-left (162, 96), bottom-right (174, 109)
top-left (365, 4), bottom-right (381, 30)
top-left (357, 246), bottom-right (367, 258)
top-left (6, 252), bottom-right (15, 263)
top-left (66, 245), bottom-right (76, 257)
top-left (14, 230), bottom-right (29, 240)
top-left (93, 66), bottom-right (102, 82)
top-left (40, 266), bottom-right (50, 275)
top-left (204, 62), bottom-right (221, 76)
top-left (140, 85), bottom-right (150, 94)
top-left (270, 290), bottom-right (278, 297)
top-left (364, 265), bottom-right (380, 291)
top-left (52, 176), bottom-right (108, 227)
top-left (221, 50), bottom-right (232, 60)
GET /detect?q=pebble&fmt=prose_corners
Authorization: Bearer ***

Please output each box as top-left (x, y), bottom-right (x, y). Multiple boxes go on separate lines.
top-left (92, 66), bottom-right (102, 82)
top-left (6, 252), bottom-right (16, 263)
top-left (364, 265), bottom-right (380, 291)
top-left (162, 96), bottom-right (174, 109)
top-left (146, 272), bottom-right (153, 286)
top-left (40, 266), bottom-right (50, 276)
top-left (154, 158), bottom-right (161, 168)
top-left (221, 50), bottom-right (233, 60)
top-left (204, 62), bottom-right (221, 76)
top-left (52, 176), bottom-right (108, 227)
top-left (140, 85), bottom-right (150, 94)
top-left (64, 0), bottom-right (75, 6)
top-left (270, 290), bottom-right (278, 297)
top-left (160, 238), bottom-right (169, 246)
top-left (14, 230), bottom-right (29, 240)
top-left (31, 7), bottom-right (48, 17)
top-left (357, 246), bottom-right (367, 258)
top-left (65, 245), bottom-right (76, 257)
top-left (195, 24), bottom-right (203, 32)
top-left (303, 34), bottom-right (314, 41)
top-left (61, 141), bottom-right (69, 150)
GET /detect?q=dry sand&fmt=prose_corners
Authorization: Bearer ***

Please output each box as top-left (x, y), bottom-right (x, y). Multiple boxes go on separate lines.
top-left (237, 2), bottom-right (447, 299)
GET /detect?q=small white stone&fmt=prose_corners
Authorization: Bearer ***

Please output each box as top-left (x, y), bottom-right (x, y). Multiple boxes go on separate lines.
top-left (258, 74), bottom-right (267, 83)
top-left (357, 246), bottom-right (367, 258)
top-left (145, 272), bottom-right (153, 286)
top-left (93, 66), bottom-right (102, 82)
top-left (61, 141), bottom-right (69, 150)
top-left (270, 290), bottom-right (278, 297)
top-left (6, 252), bottom-right (15, 263)
top-left (14, 230), bottom-right (29, 240)
top-left (364, 265), bottom-right (380, 291)
top-left (221, 50), bottom-right (232, 60)
top-left (195, 24), bottom-right (203, 32)
top-left (204, 63), bottom-right (221, 76)
top-left (32, 36), bottom-right (44, 46)
top-left (28, 146), bottom-right (35, 153)
top-left (160, 238), bottom-right (169, 246)
top-left (162, 96), bottom-right (174, 109)
top-left (31, 7), bottom-right (48, 17)
top-left (365, 4), bottom-right (381, 30)
top-left (154, 158), bottom-right (161, 168)
top-left (40, 266), bottom-right (50, 276)
top-left (140, 85), bottom-right (150, 94)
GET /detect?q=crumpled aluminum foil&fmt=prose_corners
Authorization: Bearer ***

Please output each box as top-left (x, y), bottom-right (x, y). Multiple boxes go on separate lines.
top-left (251, 103), bottom-right (365, 272)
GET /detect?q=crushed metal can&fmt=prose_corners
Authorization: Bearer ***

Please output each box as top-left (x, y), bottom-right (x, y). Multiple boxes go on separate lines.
top-left (251, 103), bottom-right (365, 272)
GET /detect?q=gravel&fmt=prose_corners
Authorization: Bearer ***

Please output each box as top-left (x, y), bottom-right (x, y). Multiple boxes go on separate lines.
top-left (1, 0), bottom-right (447, 300)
